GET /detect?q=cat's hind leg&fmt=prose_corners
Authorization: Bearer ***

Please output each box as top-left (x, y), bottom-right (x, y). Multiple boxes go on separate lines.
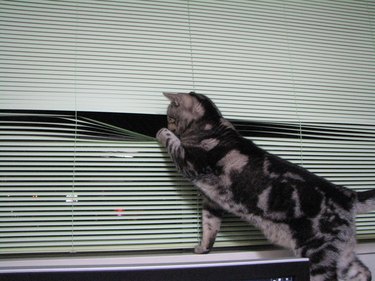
top-left (194, 198), bottom-right (224, 254)
top-left (307, 245), bottom-right (340, 281)
top-left (297, 238), bottom-right (341, 281)
top-left (302, 237), bottom-right (371, 281)
top-left (337, 240), bottom-right (371, 281)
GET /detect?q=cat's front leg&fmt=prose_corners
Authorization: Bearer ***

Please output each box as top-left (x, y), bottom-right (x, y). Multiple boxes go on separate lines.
top-left (156, 128), bottom-right (186, 170)
top-left (195, 198), bottom-right (224, 254)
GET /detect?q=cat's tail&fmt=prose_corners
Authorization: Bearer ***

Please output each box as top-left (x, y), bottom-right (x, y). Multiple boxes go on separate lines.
top-left (356, 189), bottom-right (375, 213)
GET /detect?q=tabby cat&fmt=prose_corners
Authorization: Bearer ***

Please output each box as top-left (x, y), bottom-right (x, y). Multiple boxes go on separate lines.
top-left (156, 92), bottom-right (375, 281)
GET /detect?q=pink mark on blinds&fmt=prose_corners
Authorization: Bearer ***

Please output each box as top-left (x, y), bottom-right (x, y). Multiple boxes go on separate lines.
top-left (115, 208), bottom-right (125, 216)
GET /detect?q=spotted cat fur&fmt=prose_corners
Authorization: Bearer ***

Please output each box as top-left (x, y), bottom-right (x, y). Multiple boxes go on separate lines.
top-left (156, 92), bottom-right (375, 281)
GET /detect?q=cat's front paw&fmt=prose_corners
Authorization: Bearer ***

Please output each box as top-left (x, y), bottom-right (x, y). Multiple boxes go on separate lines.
top-left (156, 128), bottom-right (170, 144)
top-left (194, 244), bottom-right (210, 254)
top-left (156, 128), bottom-right (170, 143)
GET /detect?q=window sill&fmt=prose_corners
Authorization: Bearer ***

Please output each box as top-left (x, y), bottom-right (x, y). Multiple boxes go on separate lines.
top-left (1, 242), bottom-right (374, 274)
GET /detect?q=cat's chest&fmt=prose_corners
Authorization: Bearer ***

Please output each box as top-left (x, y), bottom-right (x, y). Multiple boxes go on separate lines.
top-left (192, 149), bottom-right (250, 205)
top-left (193, 173), bottom-right (247, 217)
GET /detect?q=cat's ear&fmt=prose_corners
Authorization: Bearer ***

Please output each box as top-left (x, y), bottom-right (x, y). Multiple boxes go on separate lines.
top-left (163, 92), bottom-right (180, 106)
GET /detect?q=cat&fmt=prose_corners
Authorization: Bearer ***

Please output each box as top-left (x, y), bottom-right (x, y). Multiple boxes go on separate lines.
top-left (156, 92), bottom-right (375, 281)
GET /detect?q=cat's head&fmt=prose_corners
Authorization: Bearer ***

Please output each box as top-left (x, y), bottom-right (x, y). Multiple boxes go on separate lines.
top-left (162, 92), bottom-right (222, 136)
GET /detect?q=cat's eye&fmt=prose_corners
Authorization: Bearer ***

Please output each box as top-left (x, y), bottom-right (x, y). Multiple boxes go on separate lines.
top-left (167, 116), bottom-right (176, 124)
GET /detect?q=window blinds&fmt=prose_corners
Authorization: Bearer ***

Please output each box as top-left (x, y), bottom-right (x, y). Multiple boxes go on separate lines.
top-left (1, 0), bottom-right (375, 255)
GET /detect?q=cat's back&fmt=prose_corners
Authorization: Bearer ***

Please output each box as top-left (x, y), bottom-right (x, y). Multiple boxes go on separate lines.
top-left (262, 149), bottom-right (356, 212)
